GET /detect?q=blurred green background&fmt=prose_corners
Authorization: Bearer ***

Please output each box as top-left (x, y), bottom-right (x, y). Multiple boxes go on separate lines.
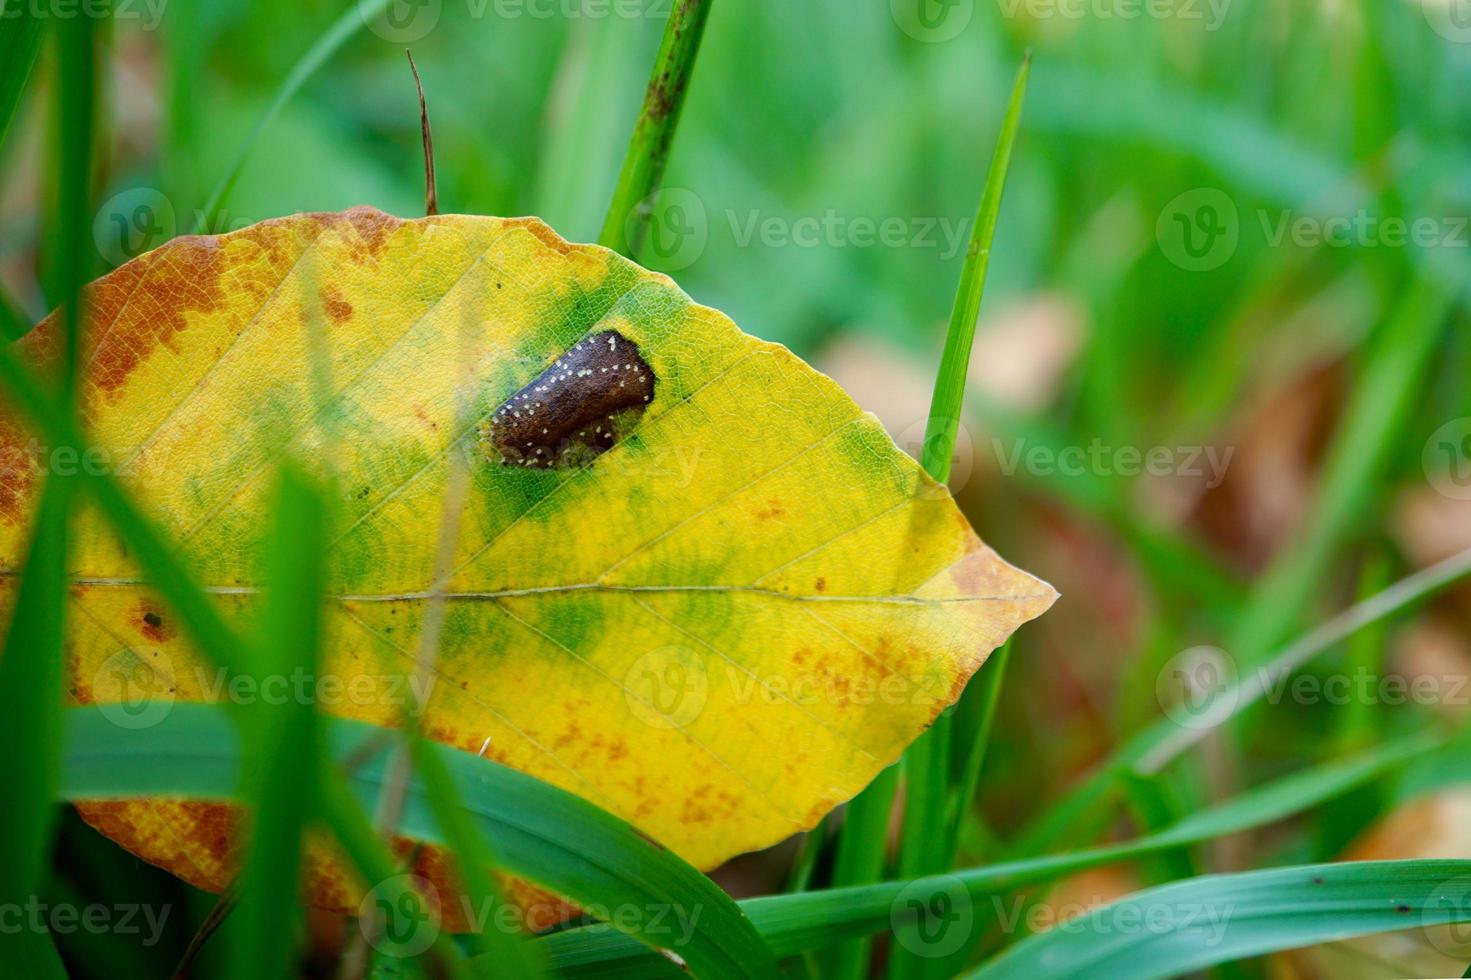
top-left (3, 0), bottom-right (1471, 975)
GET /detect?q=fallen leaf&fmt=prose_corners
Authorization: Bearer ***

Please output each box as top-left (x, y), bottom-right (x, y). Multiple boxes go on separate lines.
top-left (0, 208), bottom-right (1055, 926)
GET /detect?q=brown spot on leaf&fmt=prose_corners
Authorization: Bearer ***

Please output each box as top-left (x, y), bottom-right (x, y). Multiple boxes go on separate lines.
top-left (138, 602), bottom-right (174, 643)
top-left (320, 285), bottom-right (353, 323)
top-left (511, 217), bottom-right (574, 255)
top-left (0, 414), bottom-right (37, 525)
top-left (87, 236), bottom-right (227, 395)
top-left (339, 205), bottom-right (403, 258)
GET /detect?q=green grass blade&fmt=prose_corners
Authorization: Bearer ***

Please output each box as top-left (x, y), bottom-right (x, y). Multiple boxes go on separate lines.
top-left (964, 860), bottom-right (1471, 980)
top-left (921, 53), bottom-right (1030, 486)
top-left (947, 640), bottom-right (1011, 863)
top-left (0, 480), bottom-right (73, 978)
top-left (0, 10), bottom-right (91, 970)
top-left (596, 0), bottom-right (714, 258)
top-left (524, 732), bottom-right (1439, 974)
top-left (888, 52), bottom-right (1031, 980)
top-left (196, 0), bottom-right (391, 231)
top-left (825, 763), bottom-right (899, 979)
top-left (409, 734), bottom-right (546, 977)
top-left (0, 0), bottom-right (44, 152)
top-left (1011, 537), bottom-right (1471, 858)
top-left (228, 466), bottom-right (328, 980)
top-left (0, 347), bottom-right (252, 677)
top-left (66, 703), bottom-right (1420, 976)
top-left (48, 6), bottom-right (96, 401)
top-left (317, 765), bottom-right (476, 980)
top-left (60, 704), bottom-right (780, 980)
top-left (0, 310), bottom-right (469, 979)
top-left (0, 284), bottom-right (32, 341)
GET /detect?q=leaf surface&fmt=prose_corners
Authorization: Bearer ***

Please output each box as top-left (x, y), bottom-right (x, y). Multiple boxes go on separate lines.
top-left (0, 208), bottom-right (1055, 923)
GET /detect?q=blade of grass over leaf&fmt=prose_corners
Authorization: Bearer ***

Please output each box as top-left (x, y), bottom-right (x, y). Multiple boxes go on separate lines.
top-left (61, 705), bottom-right (780, 980)
top-left (59, 708), bottom-right (1430, 975)
top-left (526, 731), bottom-right (1443, 975)
top-left (317, 765), bottom-right (477, 980)
top-left (196, 0), bottom-right (392, 232)
top-left (409, 735), bottom-right (547, 977)
top-left (0, 0), bottom-right (44, 152)
top-left (964, 860), bottom-right (1471, 980)
top-left (0, 12), bottom-right (92, 973)
top-left (889, 52), bottom-right (1031, 980)
top-left (0, 481), bottom-right (73, 978)
top-left (227, 467), bottom-right (328, 980)
top-left (0, 347), bottom-right (253, 677)
top-left (596, 0), bottom-right (714, 258)
top-left (0, 298), bottom-right (472, 980)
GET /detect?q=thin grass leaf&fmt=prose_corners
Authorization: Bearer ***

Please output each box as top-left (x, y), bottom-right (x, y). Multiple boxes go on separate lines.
top-left (920, 53), bottom-right (1031, 487)
top-left (0, 0), bottom-right (44, 152)
top-left (409, 734), bottom-right (546, 977)
top-left (825, 763), bottom-right (899, 979)
top-left (0, 10), bottom-right (91, 972)
top-left (228, 466), bottom-right (328, 980)
top-left (888, 51), bottom-right (1031, 980)
top-left (48, 6), bottom-right (96, 400)
top-left (1333, 551), bottom-right (1391, 753)
top-left (60, 704), bottom-right (780, 980)
top-left (0, 313), bottom-right (467, 979)
top-left (523, 731), bottom-right (1442, 975)
top-left (0, 283), bottom-right (31, 341)
top-left (317, 765), bottom-right (476, 980)
top-left (0, 347), bottom-right (253, 677)
top-left (596, 0), bottom-right (714, 257)
top-left (0, 480), bottom-right (73, 978)
top-left (784, 821), bottom-right (828, 894)
top-left (1012, 536), bottom-right (1471, 858)
top-left (196, 0), bottom-right (392, 231)
top-left (946, 640), bottom-right (1011, 863)
top-left (964, 860), bottom-right (1471, 980)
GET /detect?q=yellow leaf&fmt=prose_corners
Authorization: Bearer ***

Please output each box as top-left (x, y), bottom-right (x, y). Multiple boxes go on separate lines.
top-left (0, 208), bottom-right (1055, 927)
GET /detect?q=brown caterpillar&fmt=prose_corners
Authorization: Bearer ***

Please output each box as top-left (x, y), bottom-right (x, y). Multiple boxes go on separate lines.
top-left (481, 330), bottom-right (655, 468)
